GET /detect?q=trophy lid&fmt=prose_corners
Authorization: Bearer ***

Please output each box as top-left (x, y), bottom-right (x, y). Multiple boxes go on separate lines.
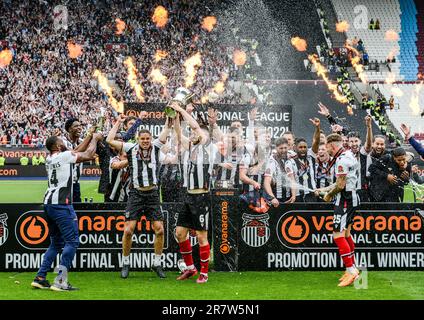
top-left (172, 87), bottom-right (194, 105)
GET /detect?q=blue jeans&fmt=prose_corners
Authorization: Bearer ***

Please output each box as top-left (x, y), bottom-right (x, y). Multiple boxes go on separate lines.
top-left (73, 182), bottom-right (81, 203)
top-left (36, 205), bottom-right (79, 278)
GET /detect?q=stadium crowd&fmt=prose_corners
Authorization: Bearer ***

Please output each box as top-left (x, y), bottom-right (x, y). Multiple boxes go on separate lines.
top-left (0, 0), bottom-right (243, 146)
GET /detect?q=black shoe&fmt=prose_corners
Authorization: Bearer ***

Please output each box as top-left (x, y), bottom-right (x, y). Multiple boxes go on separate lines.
top-left (31, 277), bottom-right (51, 289)
top-left (50, 282), bottom-right (79, 291)
top-left (121, 264), bottom-right (130, 279)
top-left (151, 265), bottom-right (166, 279)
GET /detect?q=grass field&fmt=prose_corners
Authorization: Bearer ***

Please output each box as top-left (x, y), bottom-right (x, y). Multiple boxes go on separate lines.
top-left (1, 179), bottom-right (423, 301)
top-left (1, 271), bottom-right (424, 300)
top-left (0, 179), bottom-right (103, 203)
top-left (0, 179), bottom-right (419, 203)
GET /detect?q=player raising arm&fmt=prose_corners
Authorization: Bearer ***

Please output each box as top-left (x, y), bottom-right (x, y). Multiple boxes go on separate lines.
top-left (314, 133), bottom-right (361, 287)
top-left (31, 133), bottom-right (103, 291)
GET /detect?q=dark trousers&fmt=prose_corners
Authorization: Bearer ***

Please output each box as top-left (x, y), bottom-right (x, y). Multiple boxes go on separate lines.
top-left (37, 205), bottom-right (79, 278)
top-left (73, 182), bottom-right (81, 203)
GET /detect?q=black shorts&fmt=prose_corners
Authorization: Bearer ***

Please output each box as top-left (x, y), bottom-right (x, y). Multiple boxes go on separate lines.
top-left (333, 202), bottom-right (358, 233)
top-left (177, 193), bottom-right (211, 231)
top-left (125, 188), bottom-right (163, 222)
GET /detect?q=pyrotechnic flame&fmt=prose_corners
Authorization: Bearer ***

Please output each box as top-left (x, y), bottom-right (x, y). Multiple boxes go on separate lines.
top-left (233, 49), bottom-right (246, 66)
top-left (409, 82), bottom-right (423, 115)
top-left (0, 49), bottom-right (13, 68)
top-left (152, 6), bottom-right (168, 28)
top-left (184, 52), bottom-right (202, 88)
top-left (67, 42), bottom-right (83, 59)
top-left (213, 73), bottom-right (228, 94)
top-left (385, 72), bottom-right (396, 85)
top-left (387, 47), bottom-right (399, 61)
top-left (308, 54), bottom-right (348, 104)
top-left (201, 16), bottom-right (217, 32)
top-left (391, 87), bottom-right (404, 97)
top-left (385, 30), bottom-right (399, 41)
top-left (336, 21), bottom-right (349, 32)
top-left (115, 18), bottom-right (126, 35)
top-left (291, 37), bottom-right (307, 52)
top-left (345, 44), bottom-right (368, 83)
top-left (154, 50), bottom-right (168, 62)
top-left (150, 68), bottom-right (168, 86)
top-left (124, 57), bottom-right (145, 102)
top-left (93, 70), bottom-right (124, 113)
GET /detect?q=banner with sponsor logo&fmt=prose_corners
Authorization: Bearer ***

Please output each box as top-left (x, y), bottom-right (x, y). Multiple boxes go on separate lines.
top-left (0, 146), bottom-right (47, 165)
top-left (0, 203), bottom-right (192, 271)
top-left (0, 165), bottom-right (102, 178)
top-left (234, 203), bottom-right (424, 270)
top-left (125, 103), bottom-right (292, 140)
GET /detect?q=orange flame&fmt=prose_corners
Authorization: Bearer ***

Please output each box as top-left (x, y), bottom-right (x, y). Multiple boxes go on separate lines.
top-left (385, 72), bottom-right (396, 85)
top-left (308, 54), bottom-right (348, 104)
top-left (150, 68), bottom-right (168, 86)
top-left (291, 37), bottom-right (307, 52)
top-left (154, 50), bottom-right (168, 62)
top-left (409, 82), bottom-right (423, 115)
top-left (385, 30), bottom-right (399, 41)
top-left (184, 52), bottom-right (202, 88)
top-left (67, 42), bottom-right (83, 59)
top-left (152, 6), bottom-right (168, 28)
top-left (0, 49), bottom-right (13, 68)
top-left (345, 44), bottom-right (367, 83)
top-left (201, 16), bottom-right (217, 32)
top-left (213, 72), bottom-right (228, 94)
top-left (115, 18), bottom-right (126, 35)
top-left (391, 87), bottom-right (404, 97)
top-left (387, 47), bottom-right (399, 61)
top-left (233, 49), bottom-right (247, 66)
top-left (124, 57), bottom-right (145, 102)
top-left (93, 70), bottom-right (124, 113)
top-left (336, 21), bottom-right (350, 32)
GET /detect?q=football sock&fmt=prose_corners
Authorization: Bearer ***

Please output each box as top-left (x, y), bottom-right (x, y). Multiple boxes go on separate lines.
top-left (153, 254), bottom-right (162, 267)
top-left (199, 243), bottom-right (210, 275)
top-left (334, 237), bottom-right (353, 268)
top-left (122, 254), bottom-right (130, 265)
top-left (346, 235), bottom-right (356, 266)
top-left (179, 239), bottom-right (194, 269)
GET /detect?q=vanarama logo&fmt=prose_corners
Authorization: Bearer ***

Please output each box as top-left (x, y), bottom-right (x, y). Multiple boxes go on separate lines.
top-left (16, 215), bottom-right (49, 247)
top-left (126, 109), bottom-right (165, 119)
top-left (220, 201), bottom-right (230, 254)
top-left (276, 210), bottom-right (423, 249)
top-left (0, 169), bottom-right (18, 176)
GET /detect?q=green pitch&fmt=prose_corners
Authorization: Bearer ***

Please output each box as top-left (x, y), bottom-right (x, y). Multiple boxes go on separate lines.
top-left (0, 180), bottom-right (103, 203)
top-left (1, 271), bottom-right (424, 300)
top-left (0, 180), bottom-right (419, 203)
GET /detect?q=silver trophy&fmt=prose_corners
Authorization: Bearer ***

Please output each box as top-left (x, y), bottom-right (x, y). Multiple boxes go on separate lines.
top-left (164, 87), bottom-right (195, 118)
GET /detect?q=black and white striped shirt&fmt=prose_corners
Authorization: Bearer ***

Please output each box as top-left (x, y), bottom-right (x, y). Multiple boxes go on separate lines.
top-left (62, 135), bottom-right (83, 183)
top-left (183, 142), bottom-right (218, 191)
top-left (124, 139), bottom-right (165, 189)
top-left (315, 158), bottom-right (335, 189)
top-left (240, 151), bottom-right (267, 193)
top-left (213, 147), bottom-right (247, 188)
top-left (44, 151), bottom-right (77, 204)
top-left (285, 150), bottom-right (317, 197)
top-left (264, 155), bottom-right (291, 200)
top-left (108, 156), bottom-right (130, 202)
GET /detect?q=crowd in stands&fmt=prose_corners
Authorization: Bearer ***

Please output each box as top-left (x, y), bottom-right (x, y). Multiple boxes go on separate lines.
top-left (0, 0), bottom-right (244, 146)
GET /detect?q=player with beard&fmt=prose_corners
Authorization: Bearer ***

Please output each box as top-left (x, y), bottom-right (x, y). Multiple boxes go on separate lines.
top-left (106, 114), bottom-right (171, 280)
top-left (263, 137), bottom-right (297, 207)
top-left (285, 137), bottom-right (317, 202)
top-left (170, 102), bottom-right (217, 284)
top-left (314, 134), bottom-right (361, 287)
top-left (346, 116), bottom-right (373, 201)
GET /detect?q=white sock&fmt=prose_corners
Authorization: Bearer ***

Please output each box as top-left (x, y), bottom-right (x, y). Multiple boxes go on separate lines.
top-left (122, 254), bottom-right (130, 265)
top-left (347, 266), bottom-right (357, 275)
top-left (153, 254), bottom-right (162, 267)
top-left (187, 264), bottom-right (195, 270)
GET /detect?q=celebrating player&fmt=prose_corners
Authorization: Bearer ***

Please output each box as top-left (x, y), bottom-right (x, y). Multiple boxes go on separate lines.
top-left (31, 133), bottom-right (102, 291)
top-left (314, 133), bottom-right (361, 287)
top-left (170, 101), bottom-right (217, 284)
top-left (106, 114), bottom-right (171, 280)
